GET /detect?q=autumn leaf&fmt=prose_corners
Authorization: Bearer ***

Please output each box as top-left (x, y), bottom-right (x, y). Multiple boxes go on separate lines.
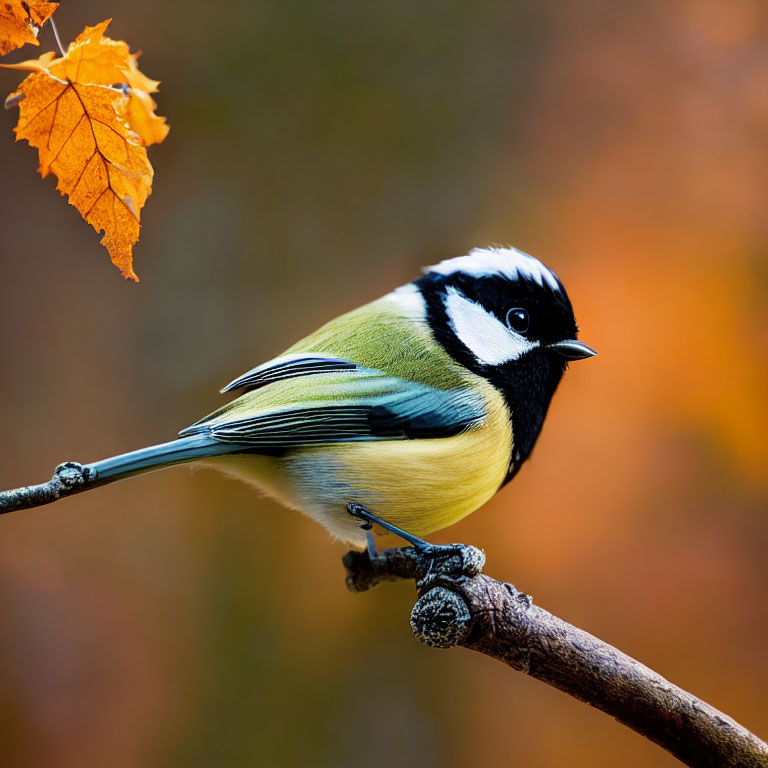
top-left (0, 47), bottom-right (53, 72)
top-left (0, 0), bottom-right (58, 56)
top-left (1, 20), bottom-right (169, 280)
top-left (11, 73), bottom-right (152, 280)
top-left (124, 53), bottom-right (169, 146)
top-left (30, 20), bottom-right (169, 146)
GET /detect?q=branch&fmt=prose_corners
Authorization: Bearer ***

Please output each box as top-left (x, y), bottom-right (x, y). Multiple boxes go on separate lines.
top-left (3, 465), bottom-right (765, 766)
top-left (344, 545), bottom-right (768, 768)
top-left (0, 462), bottom-right (95, 514)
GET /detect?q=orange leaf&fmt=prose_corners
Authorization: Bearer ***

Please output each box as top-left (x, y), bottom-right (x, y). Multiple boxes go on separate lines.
top-left (40, 21), bottom-right (169, 146)
top-left (0, 0), bottom-right (58, 56)
top-left (0, 49), bottom-right (55, 71)
top-left (124, 53), bottom-right (169, 147)
top-left (46, 19), bottom-right (130, 83)
top-left (2, 20), bottom-right (169, 280)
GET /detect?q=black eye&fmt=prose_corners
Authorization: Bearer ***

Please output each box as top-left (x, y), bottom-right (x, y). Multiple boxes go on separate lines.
top-left (506, 307), bottom-right (529, 334)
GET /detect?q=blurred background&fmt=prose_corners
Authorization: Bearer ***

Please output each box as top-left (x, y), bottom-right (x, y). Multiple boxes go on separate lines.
top-left (0, 0), bottom-right (766, 765)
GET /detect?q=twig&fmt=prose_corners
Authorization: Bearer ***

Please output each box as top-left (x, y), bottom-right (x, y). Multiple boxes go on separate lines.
top-left (2, 464), bottom-right (765, 765)
top-left (344, 545), bottom-right (768, 768)
top-left (0, 462), bottom-right (95, 514)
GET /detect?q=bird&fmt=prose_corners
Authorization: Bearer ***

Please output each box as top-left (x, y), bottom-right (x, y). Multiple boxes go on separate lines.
top-left (82, 246), bottom-right (596, 549)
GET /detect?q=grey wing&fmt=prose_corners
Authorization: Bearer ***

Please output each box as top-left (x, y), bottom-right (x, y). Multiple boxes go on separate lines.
top-left (181, 357), bottom-right (485, 448)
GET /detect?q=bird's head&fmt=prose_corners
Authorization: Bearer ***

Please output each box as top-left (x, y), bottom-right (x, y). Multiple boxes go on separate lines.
top-left (414, 246), bottom-right (596, 477)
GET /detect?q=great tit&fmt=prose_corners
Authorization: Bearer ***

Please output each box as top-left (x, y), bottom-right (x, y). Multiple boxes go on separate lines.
top-left (84, 246), bottom-right (596, 548)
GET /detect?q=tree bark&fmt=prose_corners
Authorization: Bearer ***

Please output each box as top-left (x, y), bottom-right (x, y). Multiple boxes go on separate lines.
top-left (344, 545), bottom-right (768, 768)
top-left (2, 469), bottom-right (766, 766)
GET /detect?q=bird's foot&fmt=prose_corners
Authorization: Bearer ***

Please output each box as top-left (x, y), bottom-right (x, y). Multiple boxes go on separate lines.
top-left (346, 503), bottom-right (464, 558)
top-left (343, 505), bottom-right (485, 594)
top-left (365, 531), bottom-right (381, 562)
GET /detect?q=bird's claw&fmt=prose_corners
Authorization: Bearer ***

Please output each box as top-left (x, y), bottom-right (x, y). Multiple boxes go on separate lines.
top-left (345, 502), bottom-right (462, 554)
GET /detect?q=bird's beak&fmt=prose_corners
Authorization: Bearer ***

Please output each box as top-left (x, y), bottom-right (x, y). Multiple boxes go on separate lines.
top-left (550, 340), bottom-right (598, 360)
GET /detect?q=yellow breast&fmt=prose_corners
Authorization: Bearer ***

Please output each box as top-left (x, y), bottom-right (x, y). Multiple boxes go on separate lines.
top-left (205, 379), bottom-right (511, 544)
top-left (307, 379), bottom-right (511, 537)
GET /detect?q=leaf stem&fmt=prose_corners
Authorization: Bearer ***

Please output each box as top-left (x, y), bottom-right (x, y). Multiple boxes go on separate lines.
top-left (49, 17), bottom-right (66, 57)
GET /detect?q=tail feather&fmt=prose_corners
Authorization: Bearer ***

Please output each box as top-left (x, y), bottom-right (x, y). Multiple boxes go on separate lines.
top-left (84, 434), bottom-right (235, 485)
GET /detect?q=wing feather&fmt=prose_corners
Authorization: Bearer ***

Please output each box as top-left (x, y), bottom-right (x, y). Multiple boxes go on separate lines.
top-left (182, 355), bottom-right (485, 448)
top-left (220, 355), bottom-right (357, 394)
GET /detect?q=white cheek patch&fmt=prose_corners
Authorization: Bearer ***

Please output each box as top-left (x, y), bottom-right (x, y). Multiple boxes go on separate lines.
top-left (444, 288), bottom-right (538, 365)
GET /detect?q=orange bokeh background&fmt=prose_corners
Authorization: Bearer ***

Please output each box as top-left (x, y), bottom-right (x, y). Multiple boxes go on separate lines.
top-left (0, 2), bottom-right (766, 766)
